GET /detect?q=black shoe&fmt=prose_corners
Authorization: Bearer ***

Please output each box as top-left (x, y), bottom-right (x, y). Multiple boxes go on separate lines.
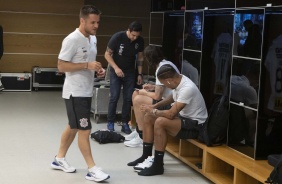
top-left (127, 157), bottom-right (146, 166)
top-left (138, 164), bottom-right (164, 176)
top-left (121, 123), bottom-right (132, 134)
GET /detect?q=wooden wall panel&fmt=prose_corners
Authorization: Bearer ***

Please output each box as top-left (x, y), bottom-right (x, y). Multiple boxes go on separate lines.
top-left (0, 0), bottom-right (150, 73)
top-left (0, 0), bottom-right (82, 14)
top-left (0, 54), bottom-right (58, 73)
top-left (4, 34), bottom-right (64, 54)
top-left (85, 0), bottom-right (151, 17)
top-left (0, 12), bottom-right (78, 34)
top-left (0, 0), bottom-right (83, 72)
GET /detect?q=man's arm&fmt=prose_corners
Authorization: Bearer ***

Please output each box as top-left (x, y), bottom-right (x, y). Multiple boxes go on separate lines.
top-left (104, 46), bottom-right (124, 77)
top-left (153, 94), bottom-right (174, 109)
top-left (104, 47), bottom-right (118, 70)
top-left (57, 59), bottom-right (102, 73)
top-left (154, 101), bottom-right (186, 120)
top-left (136, 51), bottom-right (144, 85)
top-left (138, 85), bottom-right (164, 100)
top-left (136, 51), bottom-right (144, 75)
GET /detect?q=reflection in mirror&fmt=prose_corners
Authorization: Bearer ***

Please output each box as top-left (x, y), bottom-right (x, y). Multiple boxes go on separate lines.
top-left (182, 50), bottom-right (200, 87)
top-left (200, 9), bottom-right (233, 107)
top-left (228, 103), bottom-right (257, 158)
top-left (259, 7), bottom-right (282, 117)
top-left (162, 12), bottom-right (184, 71)
top-left (264, 35), bottom-right (282, 113)
top-left (150, 12), bottom-right (164, 46)
top-left (231, 58), bottom-right (260, 109)
top-left (211, 32), bottom-right (233, 95)
top-left (184, 11), bottom-right (203, 50)
top-left (233, 9), bottom-right (264, 59)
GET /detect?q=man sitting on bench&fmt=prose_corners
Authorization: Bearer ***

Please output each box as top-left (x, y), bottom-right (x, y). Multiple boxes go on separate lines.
top-left (128, 64), bottom-right (208, 176)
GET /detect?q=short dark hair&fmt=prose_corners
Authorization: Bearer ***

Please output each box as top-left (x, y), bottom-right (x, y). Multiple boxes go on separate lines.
top-left (80, 5), bottom-right (101, 19)
top-left (128, 21), bottom-right (142, 32)
top-left (157, 64), bottom-right (177, 80)
top-left (144, 45), bottom-right (164, 68)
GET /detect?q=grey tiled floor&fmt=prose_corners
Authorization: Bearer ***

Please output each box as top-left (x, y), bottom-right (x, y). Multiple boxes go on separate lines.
top-left (0, 91), bottom-right (212, 184)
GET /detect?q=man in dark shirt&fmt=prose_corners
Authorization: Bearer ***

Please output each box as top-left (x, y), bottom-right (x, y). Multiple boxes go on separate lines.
top-left (104, 21), bottom-right (144, 134)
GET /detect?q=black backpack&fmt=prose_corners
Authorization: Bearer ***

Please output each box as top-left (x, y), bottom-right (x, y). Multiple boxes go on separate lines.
top-left (198, 95), bottom-right (229, 146)
top-left (91, 130), bottom-right (125, 144)
top-left (266, 154), bottom-right (282, 184)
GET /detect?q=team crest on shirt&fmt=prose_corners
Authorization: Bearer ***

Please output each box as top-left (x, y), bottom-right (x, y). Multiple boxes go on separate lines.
top-left (135, 43), bottom-right (139, 49)
top-left (80, 118), bottom-right (88, 128)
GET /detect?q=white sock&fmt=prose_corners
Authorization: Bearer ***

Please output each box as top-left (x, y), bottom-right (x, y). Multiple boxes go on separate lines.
top-left (89, 165), bottom-right (98, 171)
top-left (56, 156), bottom-right (65, 161)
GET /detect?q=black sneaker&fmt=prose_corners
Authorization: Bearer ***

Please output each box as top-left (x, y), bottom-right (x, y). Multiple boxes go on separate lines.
top-left (127, 157), bottom-right (146, 166)
top-left (121, 123), bottom-right (132, 134)
top-left (138, 164), bottom-right (164, 176)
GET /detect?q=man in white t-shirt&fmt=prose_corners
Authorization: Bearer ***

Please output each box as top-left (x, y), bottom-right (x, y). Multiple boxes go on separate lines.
top-left (128, 64), bottom-right (208, 176)
top-left (124, 45), bottom-right (179, 148)
top-left (50, 5), bottom-right (110, 182)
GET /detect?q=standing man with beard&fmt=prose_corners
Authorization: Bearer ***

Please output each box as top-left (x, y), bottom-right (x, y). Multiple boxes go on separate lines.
top-left (50, 5), bottom-right (110, 182)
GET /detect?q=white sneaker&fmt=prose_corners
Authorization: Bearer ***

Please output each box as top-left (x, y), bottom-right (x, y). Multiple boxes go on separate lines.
top-left (85, 166), bottom-right (110, 182)
top-left (124, 130), bottom-right (138, 141)
top-left (124, 135), bottom-right (143, 147)
top-left (133, 156), bottom-right (154, 172)
top-left (51, 157), bottom-right (76, 173)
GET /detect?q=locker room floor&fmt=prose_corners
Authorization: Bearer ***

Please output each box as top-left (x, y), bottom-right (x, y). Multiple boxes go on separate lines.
top-left (0, 91), bottom-right (212, 184)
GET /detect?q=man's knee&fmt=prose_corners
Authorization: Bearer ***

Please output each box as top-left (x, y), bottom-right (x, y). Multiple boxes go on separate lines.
top-left (133, 95), bottom-right (145, 105)
top-left (78, 129), bottom-right (91, 137)
top-left (132, 90), bottom-right (139, 101)
top-left (154, 117), bottom-right (168, 129)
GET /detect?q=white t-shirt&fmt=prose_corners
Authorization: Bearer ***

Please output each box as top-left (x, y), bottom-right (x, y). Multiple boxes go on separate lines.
top-left (173, 75), bottom-right (208, 124)
top-left (155, 60), bottom-right (180, 98)
top-left (265, 35), bottom-right (282, 112)
top-left (58, 29), bottom-right (97, 99)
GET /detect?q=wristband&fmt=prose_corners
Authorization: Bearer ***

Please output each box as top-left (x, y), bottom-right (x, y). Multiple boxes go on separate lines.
top-left (138, 73), bottom-right (143, 77)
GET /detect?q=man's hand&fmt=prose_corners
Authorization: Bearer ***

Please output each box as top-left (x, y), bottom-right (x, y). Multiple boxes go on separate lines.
top-left (137, 75), bottom-right (143, 85)
top-left (88, 61), bottom-right (102, 71)
top-left (140, 104), bottom-right (154, 114)
top-left (97, 68), bottom-right (106, 78)
top-left (114, 68), bottom-right (124, 78)
top-left (143, 83), bottom-right (155, 91)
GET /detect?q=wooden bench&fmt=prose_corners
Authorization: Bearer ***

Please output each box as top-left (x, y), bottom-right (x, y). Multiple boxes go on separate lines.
top-left (166, 136), bottom-right (273, 184)
top-left (130, 108), bottom-right (273, 183)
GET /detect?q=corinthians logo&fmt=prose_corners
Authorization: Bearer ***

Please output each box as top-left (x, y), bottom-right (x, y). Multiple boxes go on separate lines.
top-left (135, 43), bottom-right (139, 49)
top-left (80, 118), bottom-right (88, 128)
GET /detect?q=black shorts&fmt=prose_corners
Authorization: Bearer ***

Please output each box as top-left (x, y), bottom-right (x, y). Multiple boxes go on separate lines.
top-left (65, 96), bottom-right (92, 130)
top-left (152, 99), bottom-right (171, 110)
top-left (176, 116), bottom-right (203, 139)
